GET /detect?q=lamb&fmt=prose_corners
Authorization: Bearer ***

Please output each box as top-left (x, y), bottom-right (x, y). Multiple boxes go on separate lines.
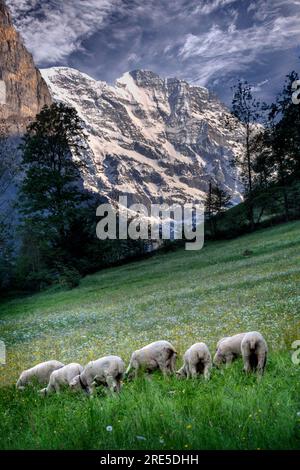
top-left (40, 363), bottom-right (83, 395)
top-left (241, 331), bottom-right (268, 375)
top-left (176, 343), bottom-right (212, 380)
top-left (213, 333), bottom-right (247, 367)
top-left (125, 340), bottom-right (177, 378)
top-left (16, 360), bottom-right (65, 390)
top-left (70, 355), bottom-right (125, 395)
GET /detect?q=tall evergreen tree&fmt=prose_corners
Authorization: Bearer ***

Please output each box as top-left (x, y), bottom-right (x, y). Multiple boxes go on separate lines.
top-left (231, 80), bottom-right (261, 230)
top-left (0, 120), bottom-right (17, 206)
top-left (18, 103), bottom-right (91, 287)
top-left (0, 120), bottom-right (16, 290)
top-left (270, 72), bottom-right (300, 181)
top-left (205, 181), bottom-right (231, 237)
top-left (256, 72), bottom-right (300, 221)
top-left (20, 103), bottom-right (88, 241)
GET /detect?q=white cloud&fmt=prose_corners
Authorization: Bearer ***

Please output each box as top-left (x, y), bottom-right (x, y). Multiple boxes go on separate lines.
top-left (247, 0), bottom-right (296, 21)
top-left (179, 4), bottom-right (300, 85)
top-left (4, 0), bottom-right (300, 99)
top-left (6, 0), bottom-right (120, 64)
top-left (195, 0), bottom-right (239, 15)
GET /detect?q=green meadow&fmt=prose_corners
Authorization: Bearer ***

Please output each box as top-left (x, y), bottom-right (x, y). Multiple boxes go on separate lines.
top-left (0, 221), bottom-right (300, 449)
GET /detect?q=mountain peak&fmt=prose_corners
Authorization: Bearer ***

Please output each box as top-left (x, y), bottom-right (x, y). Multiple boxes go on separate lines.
top-left (42, 66), bottom-right (99, 85)
top-left (114, 70), bottom-right (210, 105)
top-left (42, 65), bottom-right (243, 206)
top-left (116, 69), bottom-right (163, 90)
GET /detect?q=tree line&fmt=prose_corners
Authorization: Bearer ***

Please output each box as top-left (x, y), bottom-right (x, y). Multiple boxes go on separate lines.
top-left (205, 71), bottom-right (300, 238)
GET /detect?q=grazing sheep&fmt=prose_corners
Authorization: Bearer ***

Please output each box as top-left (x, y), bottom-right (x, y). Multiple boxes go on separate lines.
top-left (241, 331), bottom-right (268, 375)
top-left (16, 360), bottom-right (65, 390)
top-left (125, 340), bottom-right (177, 378)
top-left (70, 355), bottom-right (125, 395)
top-left (40, 363), bottom-right (83, 396)
top-left (176, 343), bottom-right (212, 380)
top-left (213, 333), bottom-right (247, 367)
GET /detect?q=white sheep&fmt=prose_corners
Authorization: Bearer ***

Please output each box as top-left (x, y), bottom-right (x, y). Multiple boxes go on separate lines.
top-left (70, 355), bottom-right (125, 395)
top-left (213, 333), bottom-right (247, 367)
top-left (16, 360), bottom-right (65, 390)
top-left (176, 342), bottom-right (212, 380)
top-left (40, 363), bottom-right (83, 395)
top-left (125, 340), bottom-right (177, 378)
top-left (241, 331), bottom-right (268, 375)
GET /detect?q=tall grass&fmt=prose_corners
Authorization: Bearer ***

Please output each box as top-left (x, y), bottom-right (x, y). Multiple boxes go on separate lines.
top-left (0, 353), bottom-right (299, 450)
top-left (0, 221), bottom-right (300, 449)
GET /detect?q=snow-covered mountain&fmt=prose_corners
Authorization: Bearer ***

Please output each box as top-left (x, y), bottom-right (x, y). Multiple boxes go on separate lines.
top-left (41, 67), bottom-right (243, 207)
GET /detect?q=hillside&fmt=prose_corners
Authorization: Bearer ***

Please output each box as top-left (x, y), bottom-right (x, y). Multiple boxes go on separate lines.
top-left (0, 221), bottom-right (300, 449)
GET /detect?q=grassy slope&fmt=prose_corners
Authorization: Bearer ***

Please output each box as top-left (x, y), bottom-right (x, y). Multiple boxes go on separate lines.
top-left (0, 221), bottom-right (300, 449)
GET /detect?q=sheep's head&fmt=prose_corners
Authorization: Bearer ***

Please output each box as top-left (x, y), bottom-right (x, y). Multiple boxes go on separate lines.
top-left (176, 367), bottom-right (186, 379)
top-left (39, 388), bottom-right (47, 397)
top-left (16, 377), bottom-right (25, 390)
top-left (69, 375), bottom-right (82, 391)
top-left (16, 384), bottom-right (25, 391)
top-left (213, 351), bottom-right (225, 367)
top-left (110, 382), bottom-right (119, 393)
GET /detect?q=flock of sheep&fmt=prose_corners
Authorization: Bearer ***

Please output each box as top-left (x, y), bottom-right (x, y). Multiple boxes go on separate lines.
top-left (16, 331), bottom-right (268, 396)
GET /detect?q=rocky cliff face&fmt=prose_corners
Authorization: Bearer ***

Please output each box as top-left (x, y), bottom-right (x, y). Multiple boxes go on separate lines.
top-left (42, 67), bottom-right (243, 206)
top-left (0, 0), bottom-right (52, 133)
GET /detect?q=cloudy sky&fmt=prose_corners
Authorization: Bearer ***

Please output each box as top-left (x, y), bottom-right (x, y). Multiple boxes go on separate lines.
top-left (6, 0), bottom-right (300, 104)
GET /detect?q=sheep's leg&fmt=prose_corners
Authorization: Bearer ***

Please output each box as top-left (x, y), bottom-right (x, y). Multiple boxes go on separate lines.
top-left (203, 364), bottom-right (211, 381)
top-left (113, 373), bottom-right (123, 392)
top-left (225, 354), bottom-right (234, 368)
top-left (106, 375), bottom-right (118, 394)
top-left (115, 379), bottom-right (122, 393)
top-left (158, 362), bottom-right (170, 377)
top-left (257, 353), bottom-right (266, 375)
top-left (189, 364), bottom-right (198, 379)
top-left (86, 382), bottom-right (96, 396)
top-left (243, 355), bottom-right (252, 373)
top-left (47, 378), bottom-right (60, 395)
top-left (165, 350), bottom-right (176, 374)
top-left (133, 365), bottom-right (139, 379)
top-left (170, 353), bottom-right (177, 374)
top-left (186, 365), bottom-right (192, 379)
top-left (159, 365), bottom-right (170, 376)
